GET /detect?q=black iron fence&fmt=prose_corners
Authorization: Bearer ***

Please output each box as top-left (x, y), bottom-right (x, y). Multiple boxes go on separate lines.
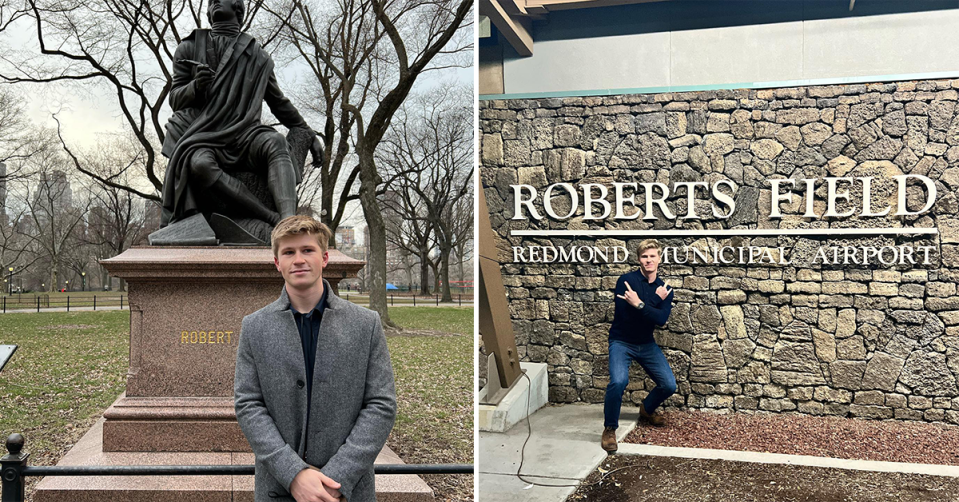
top-left (338, 293), bottom-right (474, 307)
top-left (0, 433), bottom-right (472, 502)
top-left (0, 294), bottom-right (127, 313)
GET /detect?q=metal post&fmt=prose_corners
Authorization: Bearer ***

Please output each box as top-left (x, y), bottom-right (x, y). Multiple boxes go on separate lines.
top-left (459, 294), bottom-right (462, 306)
top-left (1, 433), bottom-right (29, 502)
top-left (36, 297), bottom-right (39, 313)
top-left (391, 294), bottom-right (394, 306)
top-left (413, 296), bottom-right (416, 307)
top-left (2, 297), bottom-right (4, 313)
top-left (436, 294), bottom-right (439, 306)
top-left (120, 296), bottom-right (124, 309)
top-left (94, 296), bottom-right (96, 311)
top-left (67, 297), bottom-right (70, 312)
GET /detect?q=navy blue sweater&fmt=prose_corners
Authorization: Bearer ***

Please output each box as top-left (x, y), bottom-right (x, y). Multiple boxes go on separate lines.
top-left (608, 271), bottom-right (674, 345)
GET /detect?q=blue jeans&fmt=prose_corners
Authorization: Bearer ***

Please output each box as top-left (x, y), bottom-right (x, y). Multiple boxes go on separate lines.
top-left (603, 340), bottom-right (677, 428)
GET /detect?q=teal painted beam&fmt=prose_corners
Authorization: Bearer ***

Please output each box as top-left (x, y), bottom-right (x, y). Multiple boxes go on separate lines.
top-left (478, 70), bottom-right (959, 101)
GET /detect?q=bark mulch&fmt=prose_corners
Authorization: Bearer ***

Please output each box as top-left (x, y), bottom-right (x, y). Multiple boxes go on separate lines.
top-left (568, 455), bottom-right (959, 502)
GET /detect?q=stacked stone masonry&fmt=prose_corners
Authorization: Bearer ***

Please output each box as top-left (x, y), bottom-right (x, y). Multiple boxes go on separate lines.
top-left (480, 79), bottom-right (959, 424)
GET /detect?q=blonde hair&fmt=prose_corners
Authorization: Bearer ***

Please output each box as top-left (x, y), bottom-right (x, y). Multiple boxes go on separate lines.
top-left (637, 239), bottom-right (663, 257)
top-left (271, 215), bottom-right (332, 256)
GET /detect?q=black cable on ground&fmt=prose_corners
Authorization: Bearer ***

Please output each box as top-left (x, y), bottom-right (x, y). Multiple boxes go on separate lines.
top-left (513, 372), bottom-right (649, 490)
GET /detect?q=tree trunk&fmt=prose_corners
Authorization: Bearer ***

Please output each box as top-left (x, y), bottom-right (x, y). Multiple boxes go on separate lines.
top-left (357, 151), bottom-right (394, 327)
top-left (419, 249), bottom-right (431, 295)
top-left (440, 246), bottom-right (452, 302)
top-left (430, 261), bottom-right (440, 294)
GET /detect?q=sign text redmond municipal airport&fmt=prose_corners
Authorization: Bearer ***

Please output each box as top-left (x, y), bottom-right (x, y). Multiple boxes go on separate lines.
top-left (512, 244), bottom-right (937, 266)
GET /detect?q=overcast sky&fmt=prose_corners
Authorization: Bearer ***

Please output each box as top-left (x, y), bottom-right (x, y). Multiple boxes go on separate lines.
top-left (5, 12), bottom-right (473, 239)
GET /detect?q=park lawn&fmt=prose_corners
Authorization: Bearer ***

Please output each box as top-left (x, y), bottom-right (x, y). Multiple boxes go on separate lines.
top-left (389, 307), bottom-right (473, 335)
top-left (0, 307), bottom-right (473, 501)
top-left (386, 312), bottom-right (474, 501)
top-left (0, 311), bottom-right (129, 499)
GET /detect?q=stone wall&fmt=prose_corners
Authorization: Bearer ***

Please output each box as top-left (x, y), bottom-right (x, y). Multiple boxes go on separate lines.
top-left (479, 79), bottom-right (959, 423)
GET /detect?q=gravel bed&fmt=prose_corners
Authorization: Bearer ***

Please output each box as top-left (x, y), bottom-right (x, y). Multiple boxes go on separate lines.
top-left (623, 410), bottom-right (959, 465)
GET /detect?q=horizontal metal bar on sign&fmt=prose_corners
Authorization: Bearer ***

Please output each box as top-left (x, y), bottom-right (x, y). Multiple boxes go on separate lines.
top-left (21, 463), bottom-right (474, 476)
top-left (511, 228), bottom-right (939, 237)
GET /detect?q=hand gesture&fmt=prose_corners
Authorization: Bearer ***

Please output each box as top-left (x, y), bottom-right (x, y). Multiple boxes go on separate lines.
top-left (290, 467), bottom-right (343, 502)
top-left (193, 63), bottom-right (214, 91)
top-left (616, 282), bottom-right (643, 309)
top-left (655, 285), bottom-right (672, 300)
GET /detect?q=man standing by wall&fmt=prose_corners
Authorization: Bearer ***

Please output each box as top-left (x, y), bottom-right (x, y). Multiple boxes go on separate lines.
top-left (235, 215), bottom-right (397, 501)
top-left (602, 239), bottom-right (675, 453)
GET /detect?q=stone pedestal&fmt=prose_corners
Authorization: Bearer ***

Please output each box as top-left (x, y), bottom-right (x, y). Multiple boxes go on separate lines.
top-left (35, 247), bottom-right (432, 501)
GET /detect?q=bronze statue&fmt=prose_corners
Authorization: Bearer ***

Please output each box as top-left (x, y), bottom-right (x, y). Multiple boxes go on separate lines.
top-left (150, 0), bottom-right (321, 245)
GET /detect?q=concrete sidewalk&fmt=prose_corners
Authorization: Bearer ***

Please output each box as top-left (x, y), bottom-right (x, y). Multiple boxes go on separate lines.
top-left (478, 403), bottom-right (633, 502)
top-left (480, 403), bottom-right (959, 502)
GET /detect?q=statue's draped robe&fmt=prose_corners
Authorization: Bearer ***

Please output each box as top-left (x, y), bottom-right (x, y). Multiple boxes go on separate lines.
top-left (160, 29), bottom-right (306, 227)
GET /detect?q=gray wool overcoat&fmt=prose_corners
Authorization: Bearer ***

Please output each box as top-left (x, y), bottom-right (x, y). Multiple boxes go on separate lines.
top-left (235, 281), bottom-right (397, 501)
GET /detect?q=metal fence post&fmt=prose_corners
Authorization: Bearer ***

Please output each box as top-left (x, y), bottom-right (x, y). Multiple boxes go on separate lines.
top-left (36, 297), bottom-right (39, 313)
top-left (413, 296), bottom-right (416, 307)
top-left (436, 294), bottom-right (439, 306)
top-left (390, 294), bottom-right (393, 306)
top-left (120, 296), bottom-right (124, 309)
top-left (458, 294), bottom-right (461, 307)
top-left (1, 433), bottom-right (29, 502)
top-left (2, 297), bottom-right (5, 313)
top-left (94, 296), bottom-right (97, 311)
top-left (67, 297), bottom-right (70, 312)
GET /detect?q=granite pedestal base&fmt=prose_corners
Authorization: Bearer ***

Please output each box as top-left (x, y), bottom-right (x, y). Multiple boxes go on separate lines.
top-left (31, 247), bottom-right (430, 501)
top-left (34, 417), bottom-right (434, 502)
top-left (101, 393), bottom-right (248, 452)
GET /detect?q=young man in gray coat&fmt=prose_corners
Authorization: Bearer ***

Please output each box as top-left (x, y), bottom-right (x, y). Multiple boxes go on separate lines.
top-left (235, 215), bottom-right (397, 502)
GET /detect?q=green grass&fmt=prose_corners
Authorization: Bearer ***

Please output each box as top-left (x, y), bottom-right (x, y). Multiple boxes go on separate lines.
top-left (389, 307), bottom-right (473, 335)
top-left (0, 308), bottom-right (473, 501)
top-left (0, 311), bottom-right (129, 474)
top-left (386, 331), bottom-right (473, 501)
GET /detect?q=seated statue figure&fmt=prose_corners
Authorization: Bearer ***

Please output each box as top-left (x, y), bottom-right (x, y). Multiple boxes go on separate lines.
top-left (150, 0), bottom-right (320, 245)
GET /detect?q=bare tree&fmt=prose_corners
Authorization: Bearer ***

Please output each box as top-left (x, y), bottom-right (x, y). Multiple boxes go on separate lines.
top-left (70, 137), bottom-right (150, 290)
top-left (0, 0), bottom-right (279, 200)
top-left (268, 0), bottom-right (471, 325)
top-left (15, 142), bottom-right (90, 291)
top-left (0, 90), bottom-right (47, 175)
top-left (382, 186), bottom-right (435, 295)
top-left (379, 86), bottom-right (472, 301)
top-left (450, 183), bottom-right (472, 284)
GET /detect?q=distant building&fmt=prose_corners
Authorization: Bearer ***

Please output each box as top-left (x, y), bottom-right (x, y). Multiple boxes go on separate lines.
top-left (88, 205), bottom-right (109, 242)
top-left (143, 200), bottom-right (161, 235)
top-left (336, 226), bottom-right (355, 247)
top-left (36, 170), bottom-right (72, 209)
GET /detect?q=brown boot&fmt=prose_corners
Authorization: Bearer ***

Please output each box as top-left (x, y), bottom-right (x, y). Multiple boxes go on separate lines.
top-left (601, 426), bottom-right (618, 452)
top-left (639, 403), bottom-right (666, 427)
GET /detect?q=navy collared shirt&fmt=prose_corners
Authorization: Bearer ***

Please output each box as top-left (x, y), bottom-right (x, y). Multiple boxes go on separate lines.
top-left (289, 288), bottom-right (329, 402)
top-left (609, 271), bottom-right (673, 345)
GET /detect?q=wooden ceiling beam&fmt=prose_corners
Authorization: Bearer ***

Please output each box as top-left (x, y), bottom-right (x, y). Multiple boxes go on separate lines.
top-left (480, 0), bottom-right (534, 56)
